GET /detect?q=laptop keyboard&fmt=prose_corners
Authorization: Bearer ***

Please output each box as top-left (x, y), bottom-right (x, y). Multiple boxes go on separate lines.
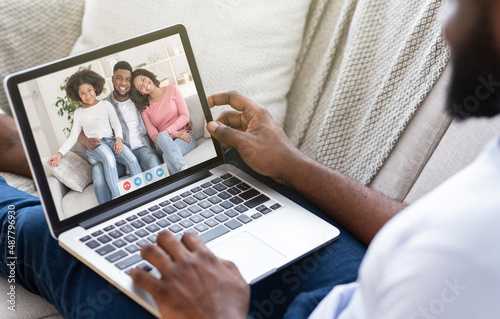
top-left (78, 172), bottom-right (282, 274)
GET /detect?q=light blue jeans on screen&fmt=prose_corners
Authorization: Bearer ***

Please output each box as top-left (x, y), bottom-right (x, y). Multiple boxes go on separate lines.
top-left (155, 132), bottom-right (196, 175)
top-left (85, 137), bottom-right (142, 199)
top-left (92, 146), bottom-right (161, 204)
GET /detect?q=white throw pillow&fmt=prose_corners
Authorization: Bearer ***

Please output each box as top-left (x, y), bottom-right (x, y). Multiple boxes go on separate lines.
top-left (71, 0), bottom-right (312, 125)
top-left (44, 151), bottom-right (93, 192)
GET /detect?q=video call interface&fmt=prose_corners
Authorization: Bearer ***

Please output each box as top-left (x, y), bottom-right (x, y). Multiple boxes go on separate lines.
top-left (17, 33), bottom-right (217, 221)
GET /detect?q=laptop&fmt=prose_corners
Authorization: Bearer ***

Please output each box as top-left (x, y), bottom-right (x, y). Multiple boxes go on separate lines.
top-left (4, 24), bottom-right (339, 317)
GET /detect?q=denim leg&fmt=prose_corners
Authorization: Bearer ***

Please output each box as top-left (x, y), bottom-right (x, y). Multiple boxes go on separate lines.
top-left (174, 132), bottom-right (196, 156)
top-left (155, 132), bottom-right (187, 174)
top-left (133, 146), bottom-right (161, 171)
top-left (92, 163), bottom-right (127, 205)
top-left (85, 143), bottom-right (121, 199)
top-left (0, 177), bottom-right (155, 319)
top-left (224, 148), bottom-right (366, 319)
top-left (114, 144), bottom-right (142, 177)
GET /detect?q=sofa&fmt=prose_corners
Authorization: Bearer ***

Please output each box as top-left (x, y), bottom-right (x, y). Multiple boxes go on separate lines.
top-left (2, 1), bottom-right (500, 318)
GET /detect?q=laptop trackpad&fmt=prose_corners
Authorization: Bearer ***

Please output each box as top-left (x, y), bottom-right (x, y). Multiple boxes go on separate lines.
top-left (210, 232), bottom-right (286, 283)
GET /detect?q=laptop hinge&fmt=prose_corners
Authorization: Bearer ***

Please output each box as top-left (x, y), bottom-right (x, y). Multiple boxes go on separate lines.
top-left (79, 170), bottom-right (212, 230)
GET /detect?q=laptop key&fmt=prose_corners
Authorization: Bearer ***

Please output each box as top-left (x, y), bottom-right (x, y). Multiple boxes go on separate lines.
top-left (201, 210), bottom-right (215, 218)
top-left (189, 215), bottom-right (204, 223)
top-left (159, 200), bottom-right (170, 207)
top-left (119, 225), bottom-right (134, 234)
top-left (91, 230), bottom-right (103, 237)
top-left (138, 210), bottom-right (149, 216)
top-left (173, 201), bottom-right (188, 210)
top-left (105, 250), bottom-right (128, 263)
top-left (131, 220), bottom-right (146, 229)
top-left (137, 262), bottom-right (153, 272)
top-left (235, 205), bottom-right (249, 213)
top-left (163, 206), bottom-right (177, 214)
top-left (115, 254), bottom-right (142, 270)
top-left (125, 245), bottom-right (140, 253)
top-left (222, 177), bottom-right (241, 187)
top-left (147, 234), bottom-right (158, 243)
top-left (170, 195), bottom-right (182, 202)
top-left (146, 224), bottom-right (161, 233)
top-left (168, 225), bottom-right (183, 233)
top-left (240, 188), bottom-right (260, 200)
top-left (208, 196), bottom-right (222, 204)
top-left (96, 244), bottom-right (115, 256)
top-left (218, 191), bottom-right (231, 200)
top-left (180, 191), bottom-right (191, 198)
top-left (271, 203), bottom-right (282, 210)
top-left (97, 235), bottom-right (112, 244)
top-left (205, 219), bottom-right (219, 227)
top-left (213, 184), bottom-right (227, 192)
top-left (229, 197), bottom-right (243, 204)
top-left (194, 192), bottom-right (208, 200)
top-left (227, 187), bottom-right (241, 195)
top-left (188, 205), bottom-right (202, 214)
top-left (126, 215), bottom-right (138, 222)
top-left (190, 186), bottom-right (202, 193)
top-left (135, 229), bottom-right (149, 238)
top-left (220, 201), bottom-right (234, 209)
top-left (141, 215), bottom-right (156, 224)
top-left (80, 235), bottom-right (91, 242)
top-left (183, 197), bottom-right (197, 205)
top-left (157, 219), bottom-right (171, 228)
top-left (261, 208), bottom-right (272, 214)
top-left (148, 205), bottom-right (160, 212)
top-left (225, 209), bottom-right (239, 218)
top-left (211, 177), bottom-right (223, 184)
top-left (124, 234), bottom-right (139, 243)
top-left (251, 212), bottom-right (263, 219)
top-left (221, 173), bottom-right (232, 180)
top-left (225, 219), bottom-right (242, 230)
top-left (201, 182), bottom-right (212, 188)
top-left (167, 214), bottom-right (182, 223)
top-left (178, 210), bottom-right (192, 218)
top-left (244, 194), bottom-right (270, 208)
top-left (103, 225), bottom-right (115, 232)
top-left (237, 214), bottom-right (252, 224)
top-left (180, 220), bottom-right (194, 228)
top-left (136, 239), bottom-right (150, 247)
top-left (113, 239), bottom-right (127, 248)
top-left (152, 211), bottom-right (167, 219)
top-left (199, 225), bottom-right (230, 243)
top-left (184, 228), bottom-right (198, 235)
top-left (215, 214), bottom-right (229, 222)
top-left (86, 240), bottom-right (100, 249)
top-left (198, 200), bottom-right (211, 209)
top-left (209, 206), bottom-right (223, 214)
top-left (115, 220), bottom-right (126, 226)
top-left (108, 230), bottom-right (123, 239)
top-left (194, 223), bottom-right (209, 233)
top-left (203, 188), bottom-right (217, 196)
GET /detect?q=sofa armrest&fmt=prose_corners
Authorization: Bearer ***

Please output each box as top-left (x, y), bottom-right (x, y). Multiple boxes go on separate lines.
top-left (47, 176), bottom-right (69, 219)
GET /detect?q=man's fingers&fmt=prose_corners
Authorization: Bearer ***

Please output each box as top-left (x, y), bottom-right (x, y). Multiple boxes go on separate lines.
top-left (208, 91), bottom-right (255, 112)
top-left (156, 230), bottom-right (189, 261)
top-left (206, 121), bottom-right (246, 149)
top-left (130, 268), bottom-right (163, 294)
top-left (140, 242), bottom-right (173, 275)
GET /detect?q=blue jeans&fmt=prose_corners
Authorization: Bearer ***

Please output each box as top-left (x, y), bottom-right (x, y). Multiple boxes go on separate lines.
top-left (155, 132), bottom-right (196, 175)
top-left (92, 146), bottom-right (161, 204)
top-left (86, 138), bottom-right (142, 199)
top-left (0, 149), bottom-right (365, 319)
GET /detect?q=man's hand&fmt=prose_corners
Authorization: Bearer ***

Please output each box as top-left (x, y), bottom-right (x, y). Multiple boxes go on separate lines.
top-left (206, 91), bottom-right (305, 185)
top-left (114, 137), bottom-right (123, 154)
top-left (131, 231), bottom-right (250, 319)
top-left (78, 131), bottom-right (101, 150)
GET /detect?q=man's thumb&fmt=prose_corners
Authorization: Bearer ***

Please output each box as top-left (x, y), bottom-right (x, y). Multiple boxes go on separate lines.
top-left (206, 121), bottom-right (243, 148)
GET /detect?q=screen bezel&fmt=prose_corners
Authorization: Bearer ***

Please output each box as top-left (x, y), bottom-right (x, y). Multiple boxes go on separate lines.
top-left (4, 24), bottom-right (225, 238)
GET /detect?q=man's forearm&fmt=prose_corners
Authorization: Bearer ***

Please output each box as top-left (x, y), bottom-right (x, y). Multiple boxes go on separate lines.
top-left (283, 153), bottom-right (406, 246)
top-left (0, 115), bottom-right (31, 177)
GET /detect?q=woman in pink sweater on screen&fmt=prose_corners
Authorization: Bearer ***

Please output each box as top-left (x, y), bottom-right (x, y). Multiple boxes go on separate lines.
top-left (131, 69), bottom-right (196, 175)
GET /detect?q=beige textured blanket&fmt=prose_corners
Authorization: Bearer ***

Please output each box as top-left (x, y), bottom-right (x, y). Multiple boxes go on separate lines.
top-left (285, 0), bottom-right (449, 185)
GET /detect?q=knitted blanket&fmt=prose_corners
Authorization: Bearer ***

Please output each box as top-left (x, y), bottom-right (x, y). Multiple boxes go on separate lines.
top-left (285, 0), bottom-right (449, 185)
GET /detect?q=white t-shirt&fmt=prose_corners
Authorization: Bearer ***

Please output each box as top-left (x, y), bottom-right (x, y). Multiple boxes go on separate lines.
top-left (309, 136), bottom-right (500, 319)
top-left (58, 100), bottom-right (122, 155)
top-left (117, 99), bottom-right (145, 150)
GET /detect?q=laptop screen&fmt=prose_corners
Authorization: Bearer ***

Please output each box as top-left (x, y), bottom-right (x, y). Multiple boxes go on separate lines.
top-left (6, 25), bottom-right (223, 235)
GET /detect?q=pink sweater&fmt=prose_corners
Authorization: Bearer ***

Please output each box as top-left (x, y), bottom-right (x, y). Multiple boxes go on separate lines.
top-left (141, 85), bottom-right (190, 141)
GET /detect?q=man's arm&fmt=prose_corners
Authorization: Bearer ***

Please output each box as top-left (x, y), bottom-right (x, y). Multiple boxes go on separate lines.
top-left (0, 114), bottom-right (31, 177)
top-left (206, 92), bottom-right (406, 246)
top-left (78, 131), bottom-right (101, 149)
